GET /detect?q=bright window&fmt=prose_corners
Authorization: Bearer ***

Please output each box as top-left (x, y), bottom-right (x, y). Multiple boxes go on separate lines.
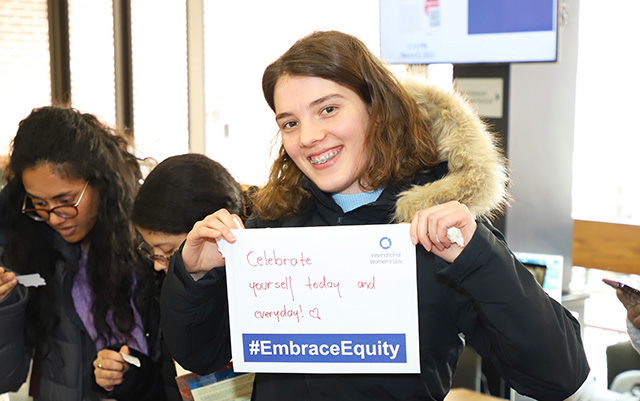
top-left (202, 0), bottom-right (380, 186)
top-left (68, 0), bottom-right (116, 125)
top-left (130, 0), bottom-right (189, 162)
top-left (572, 0), bottom-right (640, 225)
top-left (0, 0), bottom-right (51, 157)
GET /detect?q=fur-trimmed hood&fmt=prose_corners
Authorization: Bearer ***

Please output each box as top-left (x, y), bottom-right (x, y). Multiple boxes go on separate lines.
top-left (394, 75), bottom-right (510, 223)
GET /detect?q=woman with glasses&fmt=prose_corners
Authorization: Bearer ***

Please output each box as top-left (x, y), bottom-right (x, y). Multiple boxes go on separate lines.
top-left (89, 153), bottom-right (243, 399)
top-left (0, 107), bottom-right (171, 401)
top-left (91, 153), bottom-right (243, 400)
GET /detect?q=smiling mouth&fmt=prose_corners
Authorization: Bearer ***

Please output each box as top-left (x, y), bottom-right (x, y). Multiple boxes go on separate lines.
top-left (309, 148), bottom-right (340, 165)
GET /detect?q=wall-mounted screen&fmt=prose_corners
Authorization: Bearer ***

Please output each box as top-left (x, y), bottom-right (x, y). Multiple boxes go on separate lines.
top-left (380, 0), bottom-right (558, 64)
top-left (514, 252), bottom-right (563, 302)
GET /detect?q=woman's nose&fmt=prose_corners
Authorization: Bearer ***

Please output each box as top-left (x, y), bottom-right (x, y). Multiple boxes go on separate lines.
top-left (48, 212), bottom-right (67, 226)
top-left (154, 260), bottom-right (169, 273)
top-left (299, 122), bottom-right (325, 148)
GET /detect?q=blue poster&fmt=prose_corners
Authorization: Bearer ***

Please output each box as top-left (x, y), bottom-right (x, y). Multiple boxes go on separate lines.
top-left (468, 0), bottom-right (555, 34)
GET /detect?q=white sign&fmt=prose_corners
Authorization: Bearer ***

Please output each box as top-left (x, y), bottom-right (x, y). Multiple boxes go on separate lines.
top-left (455, 78), bottom-right (504, 119)
top-left (223, 224), bottom-right (420, 374)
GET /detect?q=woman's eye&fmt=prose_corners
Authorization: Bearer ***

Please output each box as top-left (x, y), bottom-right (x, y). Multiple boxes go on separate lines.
top-left (321, 106), bottom-right (336, 115)
top-left (32, 199), bottom-right (47, 207)
top-left (282, 121), bottom-right (298, 130)
top-left (162, 249), bottom-right (176, 256)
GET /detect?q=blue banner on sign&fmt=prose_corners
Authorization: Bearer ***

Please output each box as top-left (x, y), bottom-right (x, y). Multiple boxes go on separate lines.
top-left (243, 333), bottom-right (406, 363)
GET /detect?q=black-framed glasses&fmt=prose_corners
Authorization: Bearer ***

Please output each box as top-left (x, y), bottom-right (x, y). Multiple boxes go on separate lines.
top-left (22, 181), bottom-right (89, 222)
top-left (136, 241), bottom-right (171, 267)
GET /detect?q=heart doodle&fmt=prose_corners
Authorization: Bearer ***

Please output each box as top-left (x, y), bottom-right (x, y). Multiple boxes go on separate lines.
top-left (309, 307), bottom-right (322, 320)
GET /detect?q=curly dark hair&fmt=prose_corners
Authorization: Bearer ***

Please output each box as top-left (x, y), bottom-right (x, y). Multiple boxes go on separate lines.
top-left (255, 30), bottom-right (439, 220)
top-left (132, 153), bottom-right (244, 234)
top-left (0, 106), bottom-right (151, 354)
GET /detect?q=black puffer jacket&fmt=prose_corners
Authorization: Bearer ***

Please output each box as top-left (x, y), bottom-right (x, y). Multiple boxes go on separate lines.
top-left (0, 236), bottom-right (180, 401)
top-left (161, 174), bottom-right (589, 401)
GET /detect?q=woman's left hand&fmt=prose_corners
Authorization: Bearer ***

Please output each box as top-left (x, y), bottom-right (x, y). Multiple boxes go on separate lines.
top-left (409, 201), bottom-right (477, 263)
top-left (93, 345), bottom-right (132, 391)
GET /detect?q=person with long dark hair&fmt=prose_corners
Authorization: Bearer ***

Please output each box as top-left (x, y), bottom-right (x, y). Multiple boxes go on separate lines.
top-left (0, 107), bottom-right (169, 400)
top-left (159, 31), bottom-right (590, 400)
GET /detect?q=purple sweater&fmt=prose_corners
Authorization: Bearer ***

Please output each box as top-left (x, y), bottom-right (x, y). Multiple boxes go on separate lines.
top-left (71, 251), bottom-right (148, 354)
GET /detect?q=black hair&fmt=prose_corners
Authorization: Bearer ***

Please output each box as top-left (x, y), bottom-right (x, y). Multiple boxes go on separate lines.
top-left (132, 153), bottom-right (243, 234)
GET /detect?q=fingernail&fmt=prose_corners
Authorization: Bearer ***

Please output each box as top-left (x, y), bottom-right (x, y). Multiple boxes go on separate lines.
top-left (411, 235), bottom-right (418, 245)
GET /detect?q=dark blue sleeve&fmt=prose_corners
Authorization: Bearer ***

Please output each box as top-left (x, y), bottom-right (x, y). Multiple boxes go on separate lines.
top-left (0, 282), bottom-right (32, 393)
top-left (159, 245), bottom-right (232, 376)
top-left (92, 344), bottom-right (168, 401)
top-left (438, 222), bottom-right (590, 400)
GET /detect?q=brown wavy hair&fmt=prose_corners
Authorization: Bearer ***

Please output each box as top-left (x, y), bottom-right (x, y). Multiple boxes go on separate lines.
top-left (254, 30), bottom-right (439, 220)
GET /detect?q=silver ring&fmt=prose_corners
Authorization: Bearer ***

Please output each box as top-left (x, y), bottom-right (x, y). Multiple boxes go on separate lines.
top-left (97, 362), bottom-right (102, 369)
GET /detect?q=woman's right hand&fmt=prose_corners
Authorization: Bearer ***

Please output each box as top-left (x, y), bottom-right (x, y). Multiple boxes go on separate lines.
top-left (93, 345), bottom-right (131, 391)
top-left (617, 289), bottom-right (640, 330)
top-left (182, 209), bottom-right (245, 274)
top-left (0, 266), bottom-right (18, 302)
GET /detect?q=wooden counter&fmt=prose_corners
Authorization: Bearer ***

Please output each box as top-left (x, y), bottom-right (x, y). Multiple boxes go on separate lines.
top-left (445, 388), bottom-right (505, 401)
top-left (573, 219), bottom-right (640, 274)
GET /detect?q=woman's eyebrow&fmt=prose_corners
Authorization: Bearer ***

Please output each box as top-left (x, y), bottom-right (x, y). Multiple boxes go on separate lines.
top-left (275, 111), bottom-right (292, 122)
top-left (308, 93), bottom-right (343, 109)
top-left (275, 94), bottom-right (344, 121)
top-left (26, 190), bottom-right (75, 201)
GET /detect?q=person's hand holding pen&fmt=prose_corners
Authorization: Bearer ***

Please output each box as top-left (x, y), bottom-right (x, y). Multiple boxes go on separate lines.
top-left (0, 266), bottom-right (18, 302)
top-left (617, 289), bottom-right (640, 330)
top-left (182, 208), bottom-right (245, 274)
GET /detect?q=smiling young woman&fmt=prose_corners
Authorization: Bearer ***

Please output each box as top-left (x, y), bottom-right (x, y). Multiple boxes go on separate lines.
top-left (159, 30), bottom-right (590, 401)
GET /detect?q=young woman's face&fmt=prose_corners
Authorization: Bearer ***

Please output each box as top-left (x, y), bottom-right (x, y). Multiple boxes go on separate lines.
top-left (136, 227), bottom-right (187, 273)
top-left (22, 163), bottom-right (99, 245)
top-left (274, 75), bottom-right (371, 194)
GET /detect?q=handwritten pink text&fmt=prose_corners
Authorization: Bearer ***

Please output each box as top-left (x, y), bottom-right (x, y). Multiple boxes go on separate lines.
top-left (305, 276), bottom-right (342, 298)
top-left (249, 276), bottom-right (295, 301)
top-left (246, 250), bottom-right (312, 267)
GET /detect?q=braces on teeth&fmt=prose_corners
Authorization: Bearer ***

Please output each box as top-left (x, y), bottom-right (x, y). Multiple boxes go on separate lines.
top-left (309, 150), bottom-right (338, 165)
